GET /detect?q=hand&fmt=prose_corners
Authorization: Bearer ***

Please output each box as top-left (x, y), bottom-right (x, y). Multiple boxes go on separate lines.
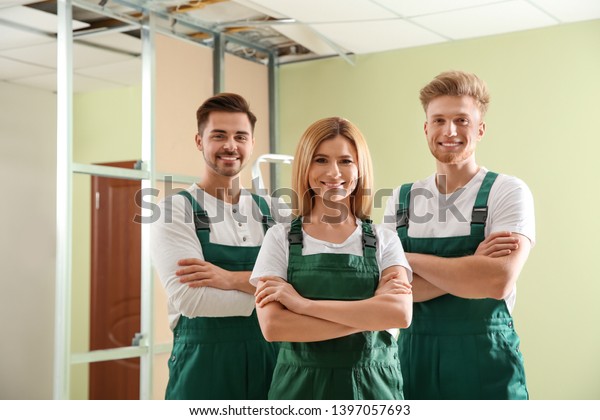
top-left (176, 258), bottom-right (236, 290)
top-left (375, 271), bottom-right (412, 296)
top-left (475, 231), bottom-right (520, 258)
top-left (255, 276), bottom-right (308, 313)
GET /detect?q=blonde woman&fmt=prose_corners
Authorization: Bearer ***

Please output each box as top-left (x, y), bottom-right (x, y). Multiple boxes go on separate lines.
top-left (251, 117), bottom-right (412, 399)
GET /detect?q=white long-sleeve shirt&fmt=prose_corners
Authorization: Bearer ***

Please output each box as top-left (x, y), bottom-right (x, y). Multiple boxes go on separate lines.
top-left (150, 184), bottom-right (290, 329)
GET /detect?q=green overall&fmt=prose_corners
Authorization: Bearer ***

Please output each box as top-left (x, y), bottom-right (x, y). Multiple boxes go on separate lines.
top-left (268, 218), bottom-right (403, 400)
top-left (396, 171), bottom-right (528, 399)
top-left (165, 191), bottom-right (279, 400)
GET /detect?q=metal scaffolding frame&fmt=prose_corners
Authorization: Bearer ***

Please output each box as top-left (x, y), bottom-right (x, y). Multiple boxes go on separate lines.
top-left (53, 0), bottom-right (283, 399)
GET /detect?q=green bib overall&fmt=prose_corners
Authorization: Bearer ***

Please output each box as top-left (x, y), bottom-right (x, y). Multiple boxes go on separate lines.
top-left (165, 191), bottom-right (279, 400)
top-left (268, 219), bottom-right (403, 400)
top-left (396, 171), bottom-right (528, 400)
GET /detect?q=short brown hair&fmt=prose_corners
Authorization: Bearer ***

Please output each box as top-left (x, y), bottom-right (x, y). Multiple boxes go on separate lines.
top-left (419, 70), bottom-right (490, 117)
top-left (196, 92), bottom-right (257, 135)
top-left (292, 117), bottom-right (373, 220)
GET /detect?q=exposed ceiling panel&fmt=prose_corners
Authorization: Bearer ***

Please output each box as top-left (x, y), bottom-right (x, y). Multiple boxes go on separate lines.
top-left (233, 0), bottom-right (286, 19)
top-left (0, 0), bottom-right (599, 93)
top-left (176, 0), bottom-right (264, 23)
top-left (270, 23), bottom-right (338, 56)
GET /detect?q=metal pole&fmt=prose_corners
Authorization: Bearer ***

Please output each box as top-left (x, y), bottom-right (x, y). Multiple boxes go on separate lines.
top-left (139, 10), bottom-right (156, 400)
top-left (268, 52), bottom-right (278, 192)
top-left (213, 32), bottom-right (224, 94)
top-left (54, 0), bottom-right (73, 400)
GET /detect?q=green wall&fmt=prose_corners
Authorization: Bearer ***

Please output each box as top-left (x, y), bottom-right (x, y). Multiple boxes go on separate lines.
top-left (279, 20), bottom-right (600, 399)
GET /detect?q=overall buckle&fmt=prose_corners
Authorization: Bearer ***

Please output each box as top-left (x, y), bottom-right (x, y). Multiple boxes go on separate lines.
top-left (193, 212), bottom-right (211, 231)
top-left (396, 209), bottom-right (409, 229)
top-left (471, 207), bottom-right (488, 224)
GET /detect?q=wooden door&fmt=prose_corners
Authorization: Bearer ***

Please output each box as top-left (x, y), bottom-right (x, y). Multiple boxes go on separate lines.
top-left (89, 161), bottom-right (141, 399)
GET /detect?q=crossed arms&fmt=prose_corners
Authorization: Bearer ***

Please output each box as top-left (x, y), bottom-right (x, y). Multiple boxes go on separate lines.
top-left (410, 231), bottom-right (532, 302)
top-left (254, 266), bottom-right (413, 343)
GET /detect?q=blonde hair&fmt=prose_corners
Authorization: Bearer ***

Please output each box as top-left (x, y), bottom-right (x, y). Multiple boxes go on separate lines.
top-left (291, 117), bottom-right (373, 219)
top-left (419, 70), bottom-right (490, 117)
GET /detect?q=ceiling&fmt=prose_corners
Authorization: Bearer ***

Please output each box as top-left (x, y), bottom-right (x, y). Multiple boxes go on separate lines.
top-left (1, 0), bottom-right (599, 92)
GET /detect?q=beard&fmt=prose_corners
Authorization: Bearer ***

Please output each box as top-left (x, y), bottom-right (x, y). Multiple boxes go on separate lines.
top-left (204, 152), bottom-right (243, 177)
top-left (430, 145), bottom-right (474, 164)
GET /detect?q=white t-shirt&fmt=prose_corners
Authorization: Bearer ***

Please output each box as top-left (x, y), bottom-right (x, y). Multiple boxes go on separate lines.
top-left (382, 167), bottom-right (535, 313)
top-left (250, 220), bottom-right (412, 338)
top-left (250, 219), bottom-right (412, 286)
top-left (150, 184), bottom-right (290, 329)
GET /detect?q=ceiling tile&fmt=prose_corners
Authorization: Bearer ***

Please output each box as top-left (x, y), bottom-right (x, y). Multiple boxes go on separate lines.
top-left (374, 0), bottom-right (503, 17)
top-left (312, 19), bottom-right (447, 54)
top-left (0, 1), bottom-right (40, 9)
top-left (11, 72), bottom-right (123, 92)
top-left (76, 58), bottom-right (141, 86)
top-left (79, 32), bottom-right (142, 55)
top-left (529, 0), bottom-right (600, 22)
top-left (411, 0), bottom-right (558, 40)
top-left (0, 41), bottom-right (57, 67)
top-left (249, 0), bottom-right (396, 23)
top-left (72, 43), bottom-right (139, 69)
top-left (0, 41), bottom-right (139, 69)
top-left (0, 56), bottom-right (53, 79)
top-left (0, 5), bottom-right (89, 32)
top-left (271, 23), bottom-right (338, 56)
top-left (0, 25), bottom-right (54, 50)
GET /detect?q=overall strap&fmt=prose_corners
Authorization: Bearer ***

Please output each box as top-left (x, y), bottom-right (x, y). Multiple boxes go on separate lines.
top-left (396, 183), bottom-right (413, 242)
top-left (178, 191), bottom-right (210, 244)
top-left (361, 219), bottom-right (377, 259)
top-left (288, 217), bottom-right (377, 258)
top-left (251, 193), bottom-right (275, 233)
top-left (470, 171), bottom-right (499, 237)
top-left (288, 217), bottom-right (303, 257)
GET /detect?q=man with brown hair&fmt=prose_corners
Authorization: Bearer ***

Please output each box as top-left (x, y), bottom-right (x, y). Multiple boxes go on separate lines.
top-left (384, 71), bottom-right (535, 399)
top-left (151, 93), bottom-right (287, 399)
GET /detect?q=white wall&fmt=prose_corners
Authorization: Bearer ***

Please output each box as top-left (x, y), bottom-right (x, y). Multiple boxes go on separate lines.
top-left (0, 81), bottom-right (56, 399)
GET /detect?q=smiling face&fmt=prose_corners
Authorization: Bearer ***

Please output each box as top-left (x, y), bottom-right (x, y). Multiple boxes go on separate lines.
top-left (195, 111), bottom-right (255, 178)
top-left (307, 135), bottom-right (359, 205)
top-left (424, 95), bottom-right (485, 166)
